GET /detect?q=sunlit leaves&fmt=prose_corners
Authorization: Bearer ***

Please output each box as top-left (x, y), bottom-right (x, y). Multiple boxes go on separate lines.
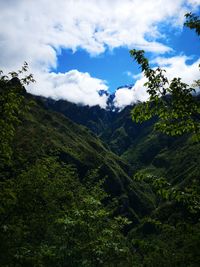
top-left (130, 14), bottom-right (200, 140)
top-left (184, 12), bottom-right (200, 36)
top-left (0, 63), bottom-right (35, 166)
top-left (130, 49), bottom-right (200, 139)
top-left (0, 156), bottom-right (133, 267)
top-left (133, 172), bottom-right (200, 214)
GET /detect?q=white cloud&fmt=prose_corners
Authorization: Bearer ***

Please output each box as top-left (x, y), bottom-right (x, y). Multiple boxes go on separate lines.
top-left (126, 71), bottom-right (133, 78)
top-left (0, 0), bottom-right (199, 107)
top-left (114, 55), bottom-right (200, 109)
top-left (187, 0), bottom-right (200, 7)
top-left (125, 71), bottom-right (142, 80)
top-left (151, 55), bottom-right (200, 85)
top-left (1, 0), bottom-right (198, 70)
top-left (114, 88), bottom-right (135, 108)
top-left (114, 78), bottom-right (149, 109)
top-left (29, 70), bottom-right (108, 108)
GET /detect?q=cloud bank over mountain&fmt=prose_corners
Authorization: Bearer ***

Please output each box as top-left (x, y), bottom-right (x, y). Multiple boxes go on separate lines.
top-left (0, 0), bottom-right (199, 108)
top-left (30, 70), bottom-right (108, 108)
top-left (114, 55), bottom-right (200, 109)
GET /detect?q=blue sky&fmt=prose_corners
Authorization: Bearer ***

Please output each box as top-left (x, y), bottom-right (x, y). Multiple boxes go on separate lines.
top-left (54, 24), bottom-right (200, 93)
top-left (53, 47), bottom-right (136, 93)
top-left (0, 0), bottom-right (200, 108)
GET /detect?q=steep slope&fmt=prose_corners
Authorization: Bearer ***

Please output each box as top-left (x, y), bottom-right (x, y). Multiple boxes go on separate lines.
top-left (42, 97), bottom-right (200, 187)
top-left (2, 79), bottom-right (199, 266)
top-left (38, 97), bottom-right (116, 135)
top-left (100, 105), bottom-right (154, 155)
top-left (12, 93), bottom-right (155, 221)
top-left (38, 98), bottom-right (154, 155)
top-left (1, 76), bottom-right (157, 267)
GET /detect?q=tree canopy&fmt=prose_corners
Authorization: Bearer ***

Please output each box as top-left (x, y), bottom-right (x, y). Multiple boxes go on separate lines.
top-left (130, 13), bottom-right (200, 140)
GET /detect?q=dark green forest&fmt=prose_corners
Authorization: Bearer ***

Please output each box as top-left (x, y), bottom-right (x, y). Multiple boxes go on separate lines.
top-left (0, 13), bottom-right (200, 267)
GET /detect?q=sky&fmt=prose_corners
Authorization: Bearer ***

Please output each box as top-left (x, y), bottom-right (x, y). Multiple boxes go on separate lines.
top-left (0, 0), bottom-right (200, 109)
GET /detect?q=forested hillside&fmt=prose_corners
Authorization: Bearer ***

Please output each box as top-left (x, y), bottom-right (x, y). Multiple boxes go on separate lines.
top-left (1, 69), bottom-right (199, 267)
top-left (1, 12), bottom-right (200, 267)
top-left (0, 73), bottom-right (156, 267)
top-left (42, 95), bottom-right (200, 188)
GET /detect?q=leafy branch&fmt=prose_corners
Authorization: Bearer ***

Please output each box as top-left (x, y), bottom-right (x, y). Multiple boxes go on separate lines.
top-left (0, 63), bottom-right (35, 165)
top-left (133, 173), bottom-right (200, 214)
top-left (130, 49), bottom-right (200, 139)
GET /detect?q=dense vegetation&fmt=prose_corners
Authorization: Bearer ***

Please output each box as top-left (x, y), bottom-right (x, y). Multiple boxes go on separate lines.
top-left (0, 65), bottom-right (154, 267)
top-left (0, 13), bottom-right (200, 267)
top-left (127, 13), bottom-right (200, 266)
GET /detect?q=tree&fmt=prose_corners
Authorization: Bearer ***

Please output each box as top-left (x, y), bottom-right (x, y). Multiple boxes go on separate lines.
top-left (129, 50), bottom-right (200, 139)
top-left (130, 13), bottom-right (200, 140)
top-left (0, 68), bottom-right (134, 267)
top-left (0, 158), bottom-right (134, 267)
top-left (128, 13), bottom-right (200, 267)
top-left (184, 12), bottom-right (200, 36)
top-left (0, 63), bottom-right (35, 168)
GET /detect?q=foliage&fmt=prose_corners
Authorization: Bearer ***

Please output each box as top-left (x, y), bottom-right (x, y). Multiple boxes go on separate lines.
top-left (12, 87), bottom-right (153, 220)
top-left (129, 171), bottom-right (200, 266)
top-left (0, 63), bottom-right (35, 166)
top-left (1, 12), bottom-right (200, 267)
top-left (130, 49), bottom-right (200, 139)
top-left (129, 12), bottom-right (200, 212)
top-left (130, 221), bottom-right (200, 267)
top-left (0, 67), bottom-right (137, 267)
top-left (127, 12), bottom-right (200, 267)
top-left (130, 14), bottom-right (200, 140)
top-left (133, 172), bottom-right (200, 214)
top-left (184, 12), bottom-right (200, 36)
top-left (0, 157), bottom-right (133, 267)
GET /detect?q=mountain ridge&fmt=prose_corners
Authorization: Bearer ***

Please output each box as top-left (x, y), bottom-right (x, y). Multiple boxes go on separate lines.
top-left (36, 94), bottom-right (200, 188)
top-left (1, 78), bottom-right (200, 267)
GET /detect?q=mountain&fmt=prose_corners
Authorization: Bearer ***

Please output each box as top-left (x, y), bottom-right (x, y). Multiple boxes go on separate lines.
top-left (1, 77), bottom-right (200, 267)
top-left (34, 95), bottom-right (200, 264)
top-left (38, 97), bottom-right (153, 154)
top-left (36, 96), bottom-right (115, 135)
top-left (12, 93), bottom-right (156, 221)
top-left (41, 96), bottom-right (200, 187)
